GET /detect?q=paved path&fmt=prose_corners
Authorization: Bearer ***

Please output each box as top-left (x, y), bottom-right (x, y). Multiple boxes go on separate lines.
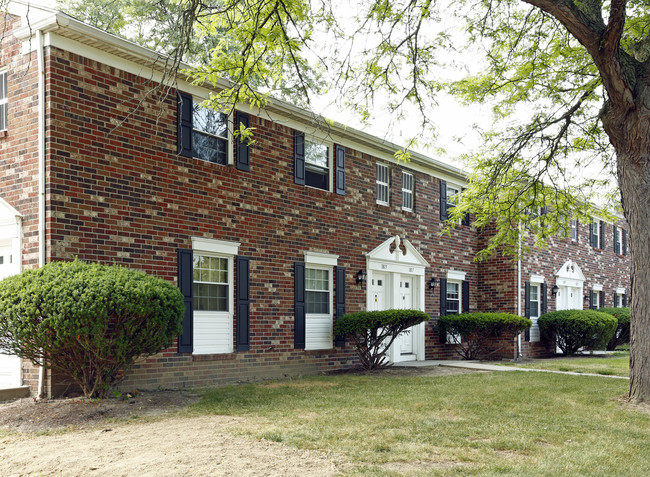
top-left (394, 360), bottom-right (630, 379)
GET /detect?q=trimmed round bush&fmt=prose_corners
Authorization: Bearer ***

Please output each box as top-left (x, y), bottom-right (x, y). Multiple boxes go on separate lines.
top-left (599, 307), bottom-right (631, 350)
top-left (437, 312), bottom-right (532, 359)
top-left (0, 260), bottom-right (184, 398)
top-left (538, 310), bottom-right (617, 355)
top-left (335, 309), bottom-right (429, 369)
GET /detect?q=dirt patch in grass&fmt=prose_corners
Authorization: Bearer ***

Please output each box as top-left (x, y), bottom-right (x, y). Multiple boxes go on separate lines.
top-left (0, 390), bottom-right (201, 433)
top-left (0, 366), bottom-right (480, 476)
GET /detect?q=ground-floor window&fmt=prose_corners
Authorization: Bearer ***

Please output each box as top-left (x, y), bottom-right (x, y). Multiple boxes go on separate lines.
top-left (304, 252), bottom-right (337, 350)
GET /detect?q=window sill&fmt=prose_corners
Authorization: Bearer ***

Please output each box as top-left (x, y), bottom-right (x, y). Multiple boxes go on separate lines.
top-left (376, 201), bottom-right (389, 207)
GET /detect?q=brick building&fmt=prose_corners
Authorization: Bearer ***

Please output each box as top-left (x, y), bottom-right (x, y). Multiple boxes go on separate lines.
top-left (0, 2), bottom-right (630, 397)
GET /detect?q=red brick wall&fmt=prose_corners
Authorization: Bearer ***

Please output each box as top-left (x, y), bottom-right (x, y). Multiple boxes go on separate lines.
top-left (41, 45), bottom-right (478, 391)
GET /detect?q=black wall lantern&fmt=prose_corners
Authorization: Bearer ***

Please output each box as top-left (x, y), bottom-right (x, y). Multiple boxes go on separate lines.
top-left (428, 277), bottom-right (439, 291)
top-left (551, 285), bottom-right (559, 297)
top-left (356, 269), bottom-right (367, 287)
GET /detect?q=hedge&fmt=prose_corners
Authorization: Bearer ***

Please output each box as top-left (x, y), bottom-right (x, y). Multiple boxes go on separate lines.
top-left (598, 307), bottom-right (631, 350)
top-left (538, 310), bottom-right (617, 355)
top-left (437, 312), bottom-right (532, 359)
top-left (0, 260), bottom-right (184, 398)
top-left (335, 309), bottom-right (430, 369)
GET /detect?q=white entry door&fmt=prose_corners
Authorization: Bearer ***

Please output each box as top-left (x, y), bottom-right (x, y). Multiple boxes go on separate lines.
top-left (395, 277), bottom-right (414, 355)
top-left (370, 273), bottom-right (387, 312)
top-left (557, 285), bottom-right (582, 311)
top-left (0, 240), bottom-right (20, 388)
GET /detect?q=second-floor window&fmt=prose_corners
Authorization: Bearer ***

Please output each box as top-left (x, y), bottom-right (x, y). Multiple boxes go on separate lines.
top-left (570, 219), bottom-right (578, 242)
top-left (376, 164), bottom-right (389, 205)
top-left (402, 172), bottom-right (413, 211)
top-left (177, 92), bottom-right (231, 164)
top-left (193, 104), bottom-right (229, 164)
top-left (590, 220), bottom-right (603, 249)
top-left (0, 72), bottom-right (7, 132)
top-left (304, 139), bottom-right (330, 191)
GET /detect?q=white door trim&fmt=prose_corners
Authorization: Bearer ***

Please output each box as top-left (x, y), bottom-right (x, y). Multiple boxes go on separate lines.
top-left (366, 235), bottom-right (428, 363)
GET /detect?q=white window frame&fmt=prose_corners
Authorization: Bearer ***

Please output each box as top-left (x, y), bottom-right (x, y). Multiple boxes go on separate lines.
top-left (0, 71), bottom-right (7, 132)
top-left (376, 163), bottom-right (390, 205)
top-left (191, 237), bottom-right (239, 355)
top-left (614, 226), bottom-right (623, 254)
top-left (592, 284), bottom-right (602, 309)
top-left (446, 182), bottom-right (462, 224)
top-left (303, 136), bottom-right (333, 192)
top-left (401, 171), bottom-right (414, 211)
top-left (591, 219), bottom-right (602, 249)
top-left (445, 278), bottom-right (462, 343)
top-left (192, 99), bottom-right (233, 165)
top-left (570, 219), bottom-right (578, 242)
top-left (304, 252), bottom-right (337, 350)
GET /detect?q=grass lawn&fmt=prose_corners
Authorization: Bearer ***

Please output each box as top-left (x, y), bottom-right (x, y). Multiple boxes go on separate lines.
top-left (190, 370), bottom-right (649, 476)
top-left (497, 351), bottom-right (630, 377)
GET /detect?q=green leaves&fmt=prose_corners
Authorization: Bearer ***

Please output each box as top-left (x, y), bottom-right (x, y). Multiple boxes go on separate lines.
top-left (538, 310), bottom-right (618, 355)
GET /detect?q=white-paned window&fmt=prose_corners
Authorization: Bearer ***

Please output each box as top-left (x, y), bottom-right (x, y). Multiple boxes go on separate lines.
top-left (305, 266), bottom-right (333, 350)
top-left (529, 283), bottom-right (541, 342)
top-left (402, 172), bottom-right (414, 211)
top-left (615, 293), bottom-right (624, 308)
top-left (304, 138), bottom-right (331, 191)
top-left (446, 183), bottom-right (462, 223)
top-left (193, 255), bottom-right (229, 312)
top-left (193, 104), bottom-right (229, 164)
top-left (570, 219), bottom-right (578, 242)
top-left (376, 164), bottom-right (389, 205)
top-left (446, 281), bottom-right (461, 315)
top-left (191, 238), bottom-right (238, 354)
top-left (614, 226), bottom-right (623, 254)
top-left (0, 72), bottom-right (7, 132)
top-left (593, 290), bottom-right (601, 309)
top-left (591, 220), bottom-right (602, 248)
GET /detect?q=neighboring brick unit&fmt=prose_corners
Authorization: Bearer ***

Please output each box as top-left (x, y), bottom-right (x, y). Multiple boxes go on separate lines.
top-left (0, 5), bottom-right (630, 396)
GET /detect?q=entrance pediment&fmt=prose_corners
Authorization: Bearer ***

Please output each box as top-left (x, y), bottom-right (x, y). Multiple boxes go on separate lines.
top-left (366, 235), bottom-right (430, 268)
top-left (555, 260), bottom-right (585, 288)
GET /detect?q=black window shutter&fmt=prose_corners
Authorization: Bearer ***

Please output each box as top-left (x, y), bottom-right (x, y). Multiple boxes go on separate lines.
top-left (600, 290), bottom-right (605, 308)
top-left (236, 112), bottom-right (250, 171)
top-left (589, 290), bottom-right (596, 309)
top-left (236, 256), bottom-right (250, 351)
top-left (177, 92), bottom-right (193, 158)
top-left (541, 283), bottom-right (548, 315)
top-left (177, 248), bottom-right (194, 353)
top-left (294, 261), bottom-right (306, 349)
top-left (599, 220), bottom-right (605, 249)
top-left (335, 145), bottom-right (346, 195)
top-left (623, 229), bottom-right (627, 255)
top-left (439, 278), bottom-right (447, 343)
top-left (613, 291), bottom-right (617, 308)
top-left (294, 131), bottom-right (305, 185)
top-left (335, 266), bottom-right (346, 346)
top-left (589, 222), bottom-right (595, 247)
top-left (462, 280), bottom-right (470, 314)
top-left (613, 225), bottom-right (618, 253)
top-left (623, 293), bottom-right (627, 307)
top-left (440, 180), bottom-right (448, 221)
top-left (524, 281), bottom-right (531, 341)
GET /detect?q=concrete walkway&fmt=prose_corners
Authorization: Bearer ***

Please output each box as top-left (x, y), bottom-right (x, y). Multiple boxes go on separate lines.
top-left (394, 360), bottom-right (630, 380)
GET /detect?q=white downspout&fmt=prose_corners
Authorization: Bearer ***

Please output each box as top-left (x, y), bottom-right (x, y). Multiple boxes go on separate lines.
top-left (516, 223), bottom-right (522, 359)
top-left (36, 28), bottom-right (46, 399)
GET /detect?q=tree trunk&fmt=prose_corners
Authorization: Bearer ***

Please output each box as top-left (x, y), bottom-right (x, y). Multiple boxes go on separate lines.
top-left (605, 107), bottom-right (650, 403)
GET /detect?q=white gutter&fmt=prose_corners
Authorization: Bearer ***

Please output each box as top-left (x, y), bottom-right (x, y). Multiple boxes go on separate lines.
top-left (516, 224), bottom-right (522, 359)
top-left (36, 28), bottom-right (46, 399)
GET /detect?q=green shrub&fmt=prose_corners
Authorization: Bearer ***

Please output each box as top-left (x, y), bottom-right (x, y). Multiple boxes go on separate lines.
top-left (598, 307), bottom-right (631, 351)
top-left (0, 260), bottom-right (184, 398)
top-left (335, 309), bottom-right (430, 369)
top-left (437, 313), bottom-right (532, 359)
top-left (538, 310), bottom-right (617, 355)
